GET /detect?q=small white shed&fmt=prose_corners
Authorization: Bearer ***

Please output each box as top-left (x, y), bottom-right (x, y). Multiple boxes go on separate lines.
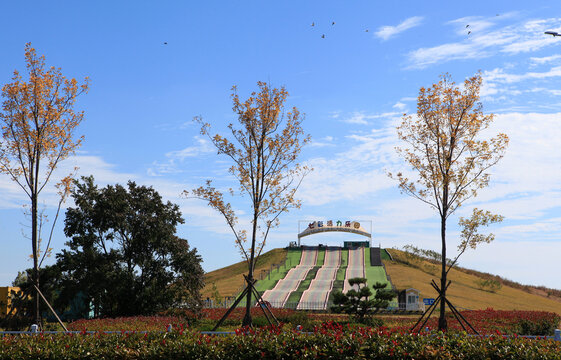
top-left (398, 288), bottom-right (422, 311)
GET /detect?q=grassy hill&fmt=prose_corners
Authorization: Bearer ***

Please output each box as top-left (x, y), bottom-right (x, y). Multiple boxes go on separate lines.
top-left (202, 248), bottom-right (288, 299)
top-left (384, 248), bottom-right (561, 314)
top-left (203, 247), bottom-right (561, 314)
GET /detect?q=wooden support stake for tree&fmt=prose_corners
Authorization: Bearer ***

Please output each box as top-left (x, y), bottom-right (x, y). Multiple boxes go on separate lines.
top-left (411, 280), bottom-right (456, 333)
top-left (212, 286), bottom-right (249, 331)
top-left (445, 298), bottom-right (468, 332)
top-left (444, 297), bottom-right (479, 335)
top-left (247, 275), bottom-right (279, 325)
top-left (425, 280), bottom-right (478, 335)
top-left (245, 275), bottom-right (274, 326)
top-left (411, 294), bottom-right (440, 332)
top-left (32, 284), bottom-right (67, 332)
top-left (413, 280), bottom-right (450, 332)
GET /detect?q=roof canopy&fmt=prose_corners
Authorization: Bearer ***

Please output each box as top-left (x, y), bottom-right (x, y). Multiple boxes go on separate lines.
top-left (298, 220), bottom-right (371, 239)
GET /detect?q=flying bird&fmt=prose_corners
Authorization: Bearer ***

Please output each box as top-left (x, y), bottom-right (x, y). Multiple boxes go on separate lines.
top-left (332, 21), bottom-right (335, 25)
top-left (545, 31), bottom-right (561, 37)
top-left (321, 34), bottom-right (325, 38)
top-left (163, 42), bottom-right (168, 45)
top-left (365, 29), bottom-right (369, 32)
top-left (311, 22), bottom-right (315, 27)
top-left (466, 24), bottom-right (470, 28)
top-left (468, 31), bottom-right (471, 35)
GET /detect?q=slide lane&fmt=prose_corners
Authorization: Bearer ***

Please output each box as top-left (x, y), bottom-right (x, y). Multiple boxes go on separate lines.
top-left (261, 247), bottom-right (317, 307)
top-left (343, 247), bottom-right (365, 293)
top-left (297, 247), bottom-right (341, 310)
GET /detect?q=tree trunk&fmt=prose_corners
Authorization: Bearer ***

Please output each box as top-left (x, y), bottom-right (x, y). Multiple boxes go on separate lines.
top-left (31, 192), bottom-right (40, 326)
top-left (242, 212), bottom-right (258, 327)
top-left (438, 212), bottom-right (447, 331)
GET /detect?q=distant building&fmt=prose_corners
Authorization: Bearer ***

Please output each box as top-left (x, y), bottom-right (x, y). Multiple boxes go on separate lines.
top-left (0, 287), bottom-right (22, 315)
top-left (398, 288), bottom-right (424, 311)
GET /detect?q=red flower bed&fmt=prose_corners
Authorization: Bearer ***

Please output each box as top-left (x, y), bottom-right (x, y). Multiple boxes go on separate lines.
top-left (200, 307), bottom-right (297, 321)
top-left (388, 308), bottom-right (560, 335)
top-left (68, 308), bottom-right (560, 336)
top-left (67, 315), bottom-right (188, 332)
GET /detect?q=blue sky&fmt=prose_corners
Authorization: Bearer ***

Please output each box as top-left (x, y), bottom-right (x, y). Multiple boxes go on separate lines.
top-left (1, 1), bottom-right (561, 290)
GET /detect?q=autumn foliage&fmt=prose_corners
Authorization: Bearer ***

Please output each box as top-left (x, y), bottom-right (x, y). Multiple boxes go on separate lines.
top-left (0, 43), bottom-right (89, 324)
top-left (187, 82), bottom-right (310, 326)
top-left (390, 73), bottom-right (508, 331)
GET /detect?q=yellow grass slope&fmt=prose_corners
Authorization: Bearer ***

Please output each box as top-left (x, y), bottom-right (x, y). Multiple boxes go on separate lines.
top-left (384, 249), bottom-right (561, 314)
top-left (203, 247), bottom-right (561, 314)
top-left (202, 248), bottom-right (287, 298)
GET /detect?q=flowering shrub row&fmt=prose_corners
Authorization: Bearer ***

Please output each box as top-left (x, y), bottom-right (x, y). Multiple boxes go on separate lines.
top-left (66, 308), bottom-right (560, 335)
top-left (67, 316), bottom-right (189, 332)
top-left (385, 309), bottom-right (560, 335)
top-left (1, 323), bottom-right (560, 359)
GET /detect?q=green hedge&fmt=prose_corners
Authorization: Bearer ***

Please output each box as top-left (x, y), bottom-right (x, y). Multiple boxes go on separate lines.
top-left (1, 325), bottom-right (559, 359)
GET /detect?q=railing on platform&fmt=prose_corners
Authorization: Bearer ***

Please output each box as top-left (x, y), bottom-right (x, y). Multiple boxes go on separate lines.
top-left (203, 298), bottom-right (428, 313)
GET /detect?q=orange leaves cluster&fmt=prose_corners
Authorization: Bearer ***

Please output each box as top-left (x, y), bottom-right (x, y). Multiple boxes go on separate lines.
top-left (0, 43), bottom-right (89, 294)
top-left (188, 81), bottom-right (310, 266)
top-left (0, 43), bottom-right (89, 197)
top-left (391, 72), bottom-right (509, 217)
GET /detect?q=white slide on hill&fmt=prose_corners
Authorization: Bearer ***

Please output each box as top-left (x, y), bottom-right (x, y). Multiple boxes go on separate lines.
top-left (343, 247), bottom-right (365, 293)
top-left (297, 247), bottom-right (341, 310)
top-left (261, 247), bottom-right (317, 307)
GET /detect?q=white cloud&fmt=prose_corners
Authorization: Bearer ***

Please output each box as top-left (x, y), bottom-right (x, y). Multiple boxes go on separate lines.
top-left (461, 241), bottom-right (561, 289)
top-left (309, 136), bottom-right (336, 148)
top-left (408, 42), bottom-right (487, 69)
top-left (375, 16), bottom-right (423, 41)
top-left (480, 64), bottom-right (561, 106)
top-left (0, 154), bottom-right (138, 210)
top-left (343, 113), bottom-right (369, 125)
top-left (407, 16), bottom-right (561, 69)
top-left (528, 87), bottom-right (561, 96)
top-left (448, 16), bottom-right (495, 35)
top-left (342, 111), bottom-right (400, 125)
top-left (460, 112), bottom-right (561, 223)
top-left (484, 66), bottom-right (561, 84)
top-left (148, 137), bottom-right (214, 176)
top-left (298, 118), bottom-right (402, 206)
top-left (392, 102), bottom-right (407, 111)
top-left (530, 54), bottom-right (561, 65)
top-left (329, 111), bottom-right (341, 119)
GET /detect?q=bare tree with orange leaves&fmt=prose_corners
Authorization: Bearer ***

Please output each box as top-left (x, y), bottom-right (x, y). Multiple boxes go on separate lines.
top-left (186, 81), bottom-right (310, 327)
top-left (0, 43), bottom-right (89, 326)
top-left (389, 73), bottom-right (508, 331)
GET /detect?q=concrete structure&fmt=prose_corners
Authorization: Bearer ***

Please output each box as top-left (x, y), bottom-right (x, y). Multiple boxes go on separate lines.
top-left (398, 288), bottom-right (424, 311)
top-left (298, 220), bottom-right (372, 247)
top-left (0, 287), bottom-right (21, 315)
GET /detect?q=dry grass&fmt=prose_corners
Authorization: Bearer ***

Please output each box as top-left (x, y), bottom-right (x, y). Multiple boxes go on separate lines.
top-left (384, 249), bottom-right (561, 314)
top-left (204, 247), bottom-right (561, 315)
top-left (202, 248), bottom-right (288, 298)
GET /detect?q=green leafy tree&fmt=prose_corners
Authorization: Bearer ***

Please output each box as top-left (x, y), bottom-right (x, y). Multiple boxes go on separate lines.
top-left (331, 278), bottom-right (395, 323)
top-left (58, 176), bottom-right (204, 317)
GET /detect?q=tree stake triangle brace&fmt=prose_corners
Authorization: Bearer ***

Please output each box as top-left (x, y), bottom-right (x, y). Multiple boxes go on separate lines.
top-left (410, 280), bottom-right (478, 335)
top-left (212, 274), bottom-right (279, 331)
